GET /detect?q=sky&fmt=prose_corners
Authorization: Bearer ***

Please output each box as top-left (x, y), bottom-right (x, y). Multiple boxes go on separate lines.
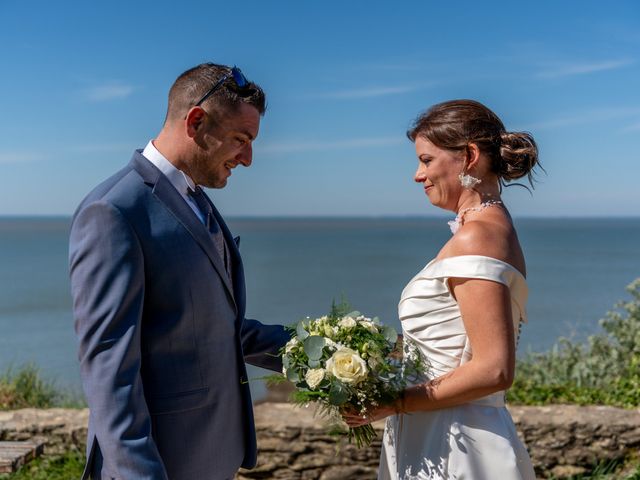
top-left (1, 1), bottom-right (639, 217)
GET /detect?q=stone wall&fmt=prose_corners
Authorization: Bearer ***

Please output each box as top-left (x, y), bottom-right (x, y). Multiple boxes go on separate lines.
top-left (239, 404), bottom-right (640, 479)
top-left (1, 404), bottom-right (639, 479)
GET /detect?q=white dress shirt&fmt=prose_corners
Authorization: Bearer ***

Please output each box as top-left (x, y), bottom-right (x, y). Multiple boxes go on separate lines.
top-left (141, 140), bottom-right (206, 224)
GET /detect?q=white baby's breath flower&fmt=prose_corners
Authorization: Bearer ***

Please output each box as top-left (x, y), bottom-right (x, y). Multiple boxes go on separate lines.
top-left (326, 348), bottom-right (369, 385)
top-left (304, 368), bottom-right (325, 389)
top-left (325, 338), bottom-right (339, 350)
top-left (338, 316), bottom-right (357, 329)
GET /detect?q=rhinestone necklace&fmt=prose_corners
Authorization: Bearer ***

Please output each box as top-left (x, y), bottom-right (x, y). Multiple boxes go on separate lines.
top-left (447, 200), bottom-right (503, 234)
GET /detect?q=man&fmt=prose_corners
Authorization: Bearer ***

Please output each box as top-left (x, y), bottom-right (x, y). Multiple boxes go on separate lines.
top-left (69, 63), bottom-right (289, 480)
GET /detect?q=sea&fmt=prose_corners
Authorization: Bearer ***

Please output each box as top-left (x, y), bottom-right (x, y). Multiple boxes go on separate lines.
top-left (1, 216), bottom-right (639, 402)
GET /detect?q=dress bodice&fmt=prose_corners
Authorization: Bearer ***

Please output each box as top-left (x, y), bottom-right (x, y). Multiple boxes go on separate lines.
top-left (399, 255), bottom-right (528, 382)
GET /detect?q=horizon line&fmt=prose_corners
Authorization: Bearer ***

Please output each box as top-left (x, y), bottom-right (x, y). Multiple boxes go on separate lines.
top-left (1, 214), bottom-right (639, 221)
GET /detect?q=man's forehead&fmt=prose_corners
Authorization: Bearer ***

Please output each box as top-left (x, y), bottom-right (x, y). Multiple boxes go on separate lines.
top-left (222, 103), bottom-right (260, 138)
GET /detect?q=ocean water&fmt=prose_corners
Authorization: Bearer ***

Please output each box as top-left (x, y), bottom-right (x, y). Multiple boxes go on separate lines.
top-left (0, 217), bottom-right (638, 401)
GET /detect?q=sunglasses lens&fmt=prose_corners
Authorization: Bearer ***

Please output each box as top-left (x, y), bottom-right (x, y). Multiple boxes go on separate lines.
top-left (231, 67), bottom-right (248, 88)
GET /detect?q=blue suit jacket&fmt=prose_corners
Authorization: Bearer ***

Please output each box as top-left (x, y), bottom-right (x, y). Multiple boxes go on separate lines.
top-left (69, 151), bottom-right (289, 480)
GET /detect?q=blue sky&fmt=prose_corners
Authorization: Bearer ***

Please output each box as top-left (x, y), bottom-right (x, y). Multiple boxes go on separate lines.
top-left (1, 1), bottom-right (638, 217)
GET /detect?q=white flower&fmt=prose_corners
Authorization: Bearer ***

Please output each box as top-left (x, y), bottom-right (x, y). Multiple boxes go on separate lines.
top-left (285, 337), bottom-right (299, 353)
top-left (326, 348), bottom-right (369, 385)
top-left (359, 319), bottom-right (379, 333)
top-left (325, 338), bottom-right (339, 350)
top-left (304, 368), bottom-right (325, 389)
top-left (323, 325), bottom-right (338, 338)
top-left (367, 355), bottom-right (382, 370)
top-left (338, 316), bottom-right (357, 329)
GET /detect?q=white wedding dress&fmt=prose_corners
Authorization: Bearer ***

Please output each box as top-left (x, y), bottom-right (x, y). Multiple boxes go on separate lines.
top-left (379, 255), bottom-right (536, 480)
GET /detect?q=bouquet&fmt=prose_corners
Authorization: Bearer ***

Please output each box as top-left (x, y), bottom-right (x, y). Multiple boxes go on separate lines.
top-left (271, 304), bottom-right (425, 447)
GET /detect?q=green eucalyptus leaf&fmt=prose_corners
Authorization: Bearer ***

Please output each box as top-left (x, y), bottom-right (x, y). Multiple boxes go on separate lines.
top-left (286, 368), bottom-right (300, 383)
top-left (308, 358), bottom-right (321, 368)
top-left (304, 335), bottom-right (326, 360)
top-left (382, 325), bottom-right (398, 344)
top-left (346, 310), bottom-right (361, 318)
top-left (328, 382), bottom-right (349, 406)
top-left (296, 320), bottom-right (310, 340)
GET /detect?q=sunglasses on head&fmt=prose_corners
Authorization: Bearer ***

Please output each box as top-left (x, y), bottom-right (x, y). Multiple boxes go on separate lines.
top-left (194, 66), bottom-right (252, 107)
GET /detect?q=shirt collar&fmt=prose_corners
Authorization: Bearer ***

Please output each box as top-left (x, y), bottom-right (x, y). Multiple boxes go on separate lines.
top-left (142, 140), bottom-right (196, 195)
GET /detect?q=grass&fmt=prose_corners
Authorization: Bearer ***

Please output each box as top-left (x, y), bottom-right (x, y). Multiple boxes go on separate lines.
top-left (0, 450), bottom-right (85, 480)
top-left (0, 363), bottom-right (85, 410)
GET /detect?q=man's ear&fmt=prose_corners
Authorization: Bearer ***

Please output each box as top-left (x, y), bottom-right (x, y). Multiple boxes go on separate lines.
top-left (185, 107), bottom-right (207, 138)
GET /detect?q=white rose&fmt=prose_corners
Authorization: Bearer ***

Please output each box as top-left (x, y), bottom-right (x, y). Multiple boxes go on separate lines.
top-left (326, 348), bottom-right (369, 385)
top-left (304, 368), bottom-right (325, 389)
top-left (285, 337), bottom-right (299, 353)
top-left (338, 316), bottom-right (357, 329)
top-left (359, 320), bottom-right (378, 333)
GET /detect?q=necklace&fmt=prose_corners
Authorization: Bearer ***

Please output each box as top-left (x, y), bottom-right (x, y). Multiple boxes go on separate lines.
top-left (447, 200), bottom-right (503, 234)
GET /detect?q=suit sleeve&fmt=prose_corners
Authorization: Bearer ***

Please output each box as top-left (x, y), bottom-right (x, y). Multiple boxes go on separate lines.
top-left (240, 319), bottom-right (290, 372)
top-left (69, 201), bottom-right (169, 480)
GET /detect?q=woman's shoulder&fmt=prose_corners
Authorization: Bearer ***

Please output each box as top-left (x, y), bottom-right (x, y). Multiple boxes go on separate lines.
top-left (438, 218), bottom-right (526, 276)
top-left (440, 220), bottom-right (508, 259)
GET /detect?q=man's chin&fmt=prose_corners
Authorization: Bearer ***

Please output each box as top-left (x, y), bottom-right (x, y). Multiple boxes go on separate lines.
top-left (201, 178), bottom-right (228, 189)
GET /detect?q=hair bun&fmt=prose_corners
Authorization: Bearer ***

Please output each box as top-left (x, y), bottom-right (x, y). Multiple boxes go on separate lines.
top-left (498, 131), bottom-right (539, 182)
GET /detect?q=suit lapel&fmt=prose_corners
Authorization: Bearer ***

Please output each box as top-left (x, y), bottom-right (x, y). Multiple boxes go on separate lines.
top-left (129, 151), bottom-right (236, 307)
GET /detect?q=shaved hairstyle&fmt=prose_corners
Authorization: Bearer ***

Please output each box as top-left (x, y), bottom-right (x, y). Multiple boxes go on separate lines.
top-left (165, 63), bottom-right (266, 123)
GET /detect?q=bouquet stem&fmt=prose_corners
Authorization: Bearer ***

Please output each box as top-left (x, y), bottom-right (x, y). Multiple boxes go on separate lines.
top-left (349, 424), bottom-right (378, 448)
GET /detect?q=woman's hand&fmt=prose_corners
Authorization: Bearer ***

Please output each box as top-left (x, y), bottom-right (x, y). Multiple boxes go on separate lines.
top-left (342, 403), bottom-right (398, 427)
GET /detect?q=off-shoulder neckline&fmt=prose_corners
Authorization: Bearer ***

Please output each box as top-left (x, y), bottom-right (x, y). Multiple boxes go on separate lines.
top-left (426, 255), bottom-right (526, 280)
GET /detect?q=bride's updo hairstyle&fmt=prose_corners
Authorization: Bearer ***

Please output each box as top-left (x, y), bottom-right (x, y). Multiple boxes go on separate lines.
top-left (407, 99), bottom-right (540, 189)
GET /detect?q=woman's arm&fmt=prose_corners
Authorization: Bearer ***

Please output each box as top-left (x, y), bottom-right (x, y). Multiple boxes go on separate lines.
top-left (402, 276), bottom-right (515, 412)
top-left (344, 277), bottom-right (515, 426)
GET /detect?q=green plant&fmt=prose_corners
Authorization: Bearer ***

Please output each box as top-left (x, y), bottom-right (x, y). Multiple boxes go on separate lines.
top-left (0, 364), bottom-right (85, 410)
top-left (0, 449), bottom-right (85, 480)
top-left (509, 279), bottom-right (640, 408)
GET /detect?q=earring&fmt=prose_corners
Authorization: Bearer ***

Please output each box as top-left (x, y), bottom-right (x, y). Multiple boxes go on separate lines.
top-left (458, 172), bottom-right (482, 189)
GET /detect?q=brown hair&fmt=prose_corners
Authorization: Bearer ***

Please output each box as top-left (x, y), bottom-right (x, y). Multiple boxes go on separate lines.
top-left (407, 99), bottom-right (540, 188)
top-left (165, 63), bottom-right (266, 123)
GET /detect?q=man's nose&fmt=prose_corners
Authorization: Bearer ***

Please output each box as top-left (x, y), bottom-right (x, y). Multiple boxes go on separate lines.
top-left (237, 144), bottom-right (252, 166)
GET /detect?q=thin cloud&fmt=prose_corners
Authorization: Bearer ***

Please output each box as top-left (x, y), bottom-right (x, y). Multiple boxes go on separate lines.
top-left (83, 82), bottom-right (135, 102)
top-left (536, 58), bottom-right (634, 79)
top-left (313, 83), bottom-right (434, 99)
top-left (0, 152), bottom-right (47, 164)
top-left (622, 122), bottom-right (640, 133)
top-left (517, 107), bottom-right (640, 131)
top-left (261, 136), bottom-right (404, 154)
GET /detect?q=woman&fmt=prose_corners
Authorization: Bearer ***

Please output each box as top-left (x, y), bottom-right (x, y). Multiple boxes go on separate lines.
top-left (345, 100), bottom-right (539, 479)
